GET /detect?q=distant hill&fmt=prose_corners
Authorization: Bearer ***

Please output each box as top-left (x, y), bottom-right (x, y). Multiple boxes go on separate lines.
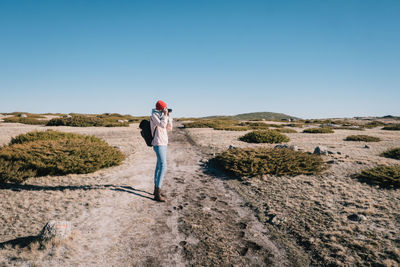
top-left (380, 115), bottom-right (400, 120)
top-left (204, 112), bottom-right (301, 121)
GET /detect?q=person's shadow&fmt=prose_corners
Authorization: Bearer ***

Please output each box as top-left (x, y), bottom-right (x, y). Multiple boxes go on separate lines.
top-left (0, 183), bottom-right (155, 200)
top-left (0, 183), bottom-right (155, 250)
top-left (109, 185), bottom-right (154, 200)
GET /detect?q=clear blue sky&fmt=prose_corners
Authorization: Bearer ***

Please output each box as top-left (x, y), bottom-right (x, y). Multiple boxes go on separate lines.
top-left (0, 0), bottom-right (399, 118)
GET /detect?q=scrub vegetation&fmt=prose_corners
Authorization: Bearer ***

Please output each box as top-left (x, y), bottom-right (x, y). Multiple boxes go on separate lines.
top-left (344, 135), bottom-right (381, 142)
top-left (239, 130), bottom-right (290, 144)
top-left (212, 147), bottom-right (326, 178)
top-left (357, 165), bottom-right (400, 189)
top-left (0, 130), bottom-right (125, 183)
top-left (381, 147), bottom-right (400, 160)
top-left (302, 127), bottom-right (334, 134)
top-left (46, 115), bottom-right (129, 127)
top-left (382, 124), bottom-right (400, 131)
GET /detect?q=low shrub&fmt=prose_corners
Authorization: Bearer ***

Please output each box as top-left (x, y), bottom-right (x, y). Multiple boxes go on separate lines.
top-left (357, 165), bottom-right (400, 189)
top-left (184, 119), bottom-right (248, 131)
top-left (303, 127), bottom-right (334, 134)
top-left (363, 121), bottom-right (386, 129)
top-left (344, 135), bottom-right (381, 142)
top-left (239, 130), bottom-right (290, 143)
top-left (334, 126), bottom-right (365, 131)
top-left (212, 147), bottom-right (326, 178)
top-left (382, 124), bottom-right (400, 131)
top-left (183, 120), bottom-right (217, 129)
top-left (239, 122), bottom-right (269, 129)
top-left (2, 116), bottom-right (47, 125)
top-left (381, 148), bottom-right (400, 160)
top-left (285, 123), bottom-right (303, 128)
top-left (0, 130), bottom-right (125, 183)
top-left (275, 128), bottom-right (297, 133)
top-left (10, 130), bottom-right (99, 145)
top-left (214, 126), bottom-right (250, 131)
top-left (46, 115), bottom-right (128, 127)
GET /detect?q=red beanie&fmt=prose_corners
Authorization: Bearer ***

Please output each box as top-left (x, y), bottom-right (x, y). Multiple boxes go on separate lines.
top-left (156, 100), bottom-right (167, 111)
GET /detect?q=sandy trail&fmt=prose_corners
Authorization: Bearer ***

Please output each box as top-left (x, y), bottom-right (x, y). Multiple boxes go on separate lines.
top-left (1, 123), bottom-right (290, 266)
top-left (93, 126), bottom-right (290, 266)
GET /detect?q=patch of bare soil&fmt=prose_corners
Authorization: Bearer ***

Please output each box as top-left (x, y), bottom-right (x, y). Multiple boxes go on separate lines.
top-left (186, 123), bottom-right (400, 266)
top-left (165, 128), bottom-right (293, 266)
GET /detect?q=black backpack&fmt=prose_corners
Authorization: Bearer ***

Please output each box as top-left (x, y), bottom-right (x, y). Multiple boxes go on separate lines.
top-left (139, 119), bottom-right (156, 147)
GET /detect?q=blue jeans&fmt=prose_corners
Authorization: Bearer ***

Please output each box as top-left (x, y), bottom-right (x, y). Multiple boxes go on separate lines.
top-left (153, 145), bottom-right (167, 188)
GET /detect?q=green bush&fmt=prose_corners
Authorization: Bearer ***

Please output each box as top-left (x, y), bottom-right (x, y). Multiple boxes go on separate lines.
top-left (363, 121), bottom-right (386, 129)
top-left (0, 130), bottom-right (125, 183)
top-left (357, 165), bottom-right (400, 189)
top-left (213, 147), bottom-right (326, 178)
top-left (214, 126), bottom-right (250, 131)
top-left (183, 120), bottom-right (218, 129)
top-left (238, 122), bottom-right (270, 129)
top-left (303, 127), bottom-right (334, 134)
top-left (285, 123), bottom-right (303, 128)
top-left (344, 135), bottom-right (381, 142)
top-left (381, 148), bottom-right (400, 160)
top-left (239, 130), bottom-right (290, 143)
top-left (183, 119), bottom-right (249, 131)
top-left (382, 124), bottom-right (400, 131)
top-left (334, 126), bottom-right (365, 131)
top-left (46, 115), bottom-right (128, 127)
top-left (275, 128), bottom-right (297, 133)
top-left (10, 130), bottom-right (100, 145)
top-left (2, 116), bottom-right (47, 125)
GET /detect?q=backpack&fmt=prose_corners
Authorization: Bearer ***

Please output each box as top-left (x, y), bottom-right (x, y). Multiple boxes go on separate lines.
top-left (139, 119), bottom-right (156, 147)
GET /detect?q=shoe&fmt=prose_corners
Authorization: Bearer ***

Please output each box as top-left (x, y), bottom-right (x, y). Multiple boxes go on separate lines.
top-left (154, 185), bottom-right (166, 197)
top-left (154, 187), bottom-right (166, 202)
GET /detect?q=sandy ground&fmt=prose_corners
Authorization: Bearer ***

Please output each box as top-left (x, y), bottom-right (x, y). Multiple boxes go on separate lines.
top-left (186, 124), bottom-right (400, 266)
top-left (0, 121), bottom-right (290, 266)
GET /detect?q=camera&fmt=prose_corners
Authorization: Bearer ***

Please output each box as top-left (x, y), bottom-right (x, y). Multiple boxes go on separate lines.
top-left (168, 108), bottom-right (172, 113)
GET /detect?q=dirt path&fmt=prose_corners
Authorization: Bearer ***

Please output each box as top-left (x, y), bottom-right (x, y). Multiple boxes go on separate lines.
top-left (61, 126), bottom-right (290, 266)
top-left (1, 124), bottom-right (290, 266)
top-left (161, 127), bottom-right (291, 266)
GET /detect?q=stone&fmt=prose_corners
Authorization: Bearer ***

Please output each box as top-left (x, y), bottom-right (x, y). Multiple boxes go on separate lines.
top-left (19, 114), bottom-right (28, 118)
top-left (327, 151), bottom-right (335, 154)
top-left (66, 114), bottom-right (72, 118)
top-left (347, 214), bottom-right (366, 222)
top-left (337, 151), bottom-right (342, 155)
top-left (274, 144), bottom-right (298, 151)
top-left (327, 160), bottom-right (335, 164)
top-left (229, 144), bottom-right (236, 150)
top-left (40, 220), bottom-right (72, 241)
top-left (364, 145), bottom-right (370, 149)
top-left (118, 120), bottom-right (124, 123)
top-left (313, 146), bottom-right (328, 155)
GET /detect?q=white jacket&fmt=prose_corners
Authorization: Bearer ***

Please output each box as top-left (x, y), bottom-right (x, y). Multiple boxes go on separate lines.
top-left (150, 109), bottom-right (173, 146)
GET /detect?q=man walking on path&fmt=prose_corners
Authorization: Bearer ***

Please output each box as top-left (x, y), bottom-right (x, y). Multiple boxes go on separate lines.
top-left (150, 100), bottom-right (173, 202)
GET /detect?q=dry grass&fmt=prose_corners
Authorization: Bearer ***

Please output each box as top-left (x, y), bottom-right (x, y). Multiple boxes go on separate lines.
top-left (185, 121), bottom-right (400, 266)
